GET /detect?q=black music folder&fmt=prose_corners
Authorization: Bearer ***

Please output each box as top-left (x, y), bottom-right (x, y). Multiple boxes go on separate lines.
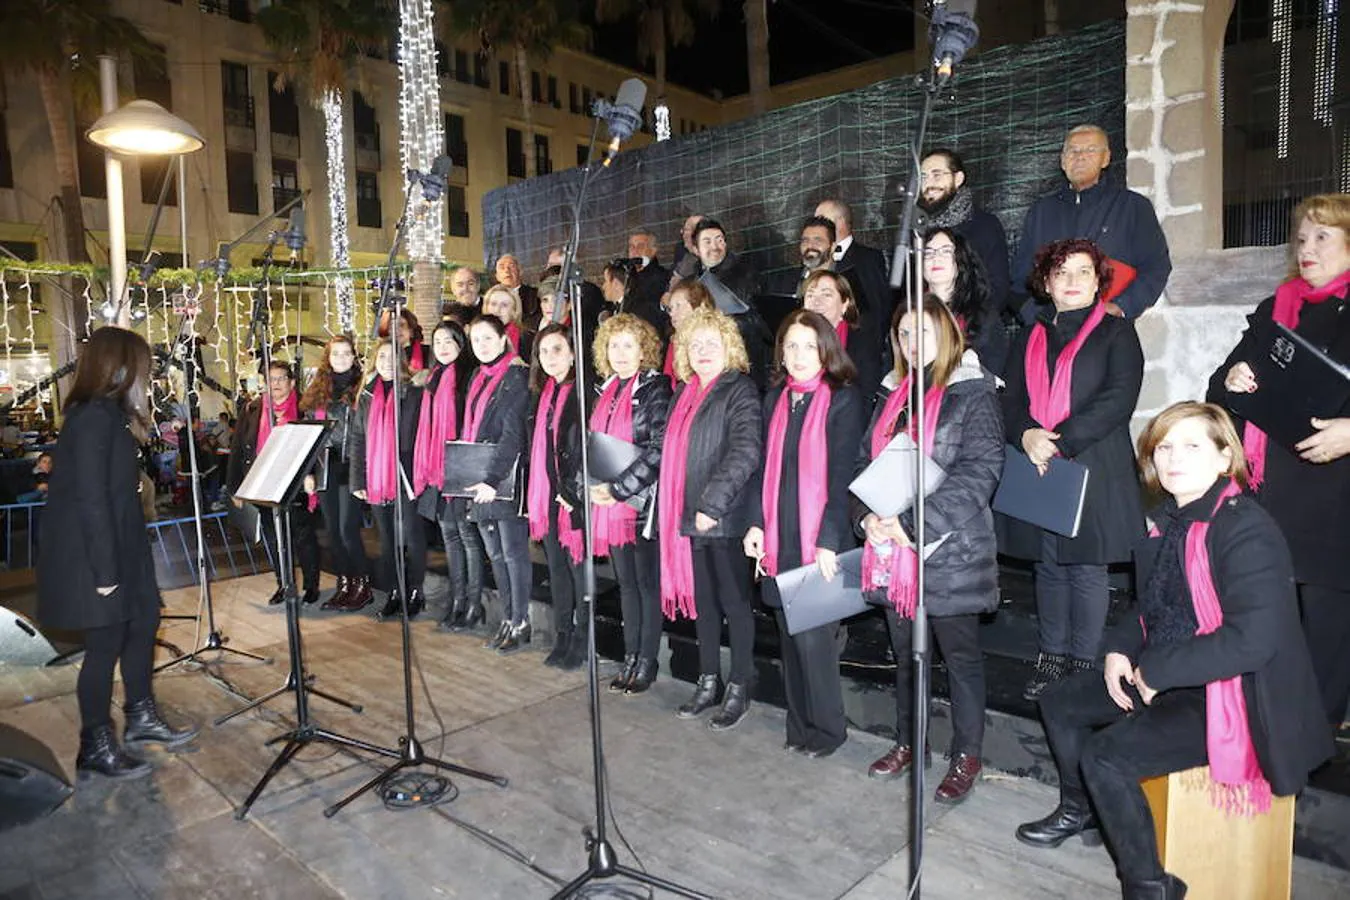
top-left (441, 440), bottom-right (519, 501)
top-left (586, 432), bottom-right (646, 512)
top-left (1224, 321), bottom-right (1350, 451)
top-left (992, 449), bottom-right (1089, 538)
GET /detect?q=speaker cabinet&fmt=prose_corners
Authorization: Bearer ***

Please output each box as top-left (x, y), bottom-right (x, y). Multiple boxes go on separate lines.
top-left (0, 723), bottom-right (73, 832)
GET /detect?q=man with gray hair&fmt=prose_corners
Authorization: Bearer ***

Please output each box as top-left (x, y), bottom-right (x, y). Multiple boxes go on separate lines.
top-left (444, 265), bottom-right (481, 324)
top-left (1009, 123), bottom-right (1171, 320)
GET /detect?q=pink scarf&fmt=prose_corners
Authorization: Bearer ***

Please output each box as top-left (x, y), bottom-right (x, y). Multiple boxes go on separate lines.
top-left (658, 373), bottom-right (718, 619)
top-left (834, 319), bottom-right (849, 350)
top-left (412, 364), bottom-right (458, 496)
top-left (506, 323), bottom-right (522, 355)
top-left (527, 378), bottom-right (584, 563)
top-left (306, 406), bottom-right (326, 512)
top-left (760, 374), bottom-right (832, 576)
top-left (1025, 301), bottom-right (1109, 431)
top-left (590, 375), bottom-right (639, 556)
top-left (862, 374), bottom-right (946, 618)
top-left (257, 389), bottom-right (299, 453)
top-left (462, 352), bottom-right (517, 442)
top-left (364, 379), bottom-right (400, 505)
top-left (662, 342), bottom-right (677, 388)
top-left (1241, 269), bottom-right (1350, 489)
top-left (408, 343), bottom-right (426, 371)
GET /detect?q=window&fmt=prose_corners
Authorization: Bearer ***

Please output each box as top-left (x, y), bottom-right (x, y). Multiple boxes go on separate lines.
top-left (355, 171), bottom-right (381, 228)
top-left (454, 49), bottom-right (470, 84)
top-left (547, 76), bottom-right (559, 108)
top-left (569, 83), bottom-right (580, 114)
top-left (139, 157), bottom-right (178, 207)
top-left (498, 61), bottom-right (510, 96)
top-left (134, 45), bottom-right (172, 111)
top-left (474, 54), bottom-right (490, 88)
top-left (434, 41), bottom-right (449, 78)
top-left (447, 186), bottom-right (469, 238)
top-left (506, 128), bottom-right (525, 178)
top-left (531, 71), bottom-right (542, 103)
top-left (582, 87), bottom-right (593, 113)
top-left (200, 0), bottom-right (250, 23)
top-left (534, 134), bottom-right (551, 176)
top-left (272, 157), bottom-right (299, 208)
top-left (77, 114), bottom-right (106, 198)
top-left (221, 61), bottom-right (253, 129)
top-left (576, 144), bottom-right (589, 168)
top-left (352, 91), bottom-right (379, 156)
top-left (0, 113), bottom-right (12, 188)
top-left (225, 150), bottom-right (257, 214)
top-left (444, 113), bottom-right (467, 170)
top-left (268, 73), bottom-right (300, 137)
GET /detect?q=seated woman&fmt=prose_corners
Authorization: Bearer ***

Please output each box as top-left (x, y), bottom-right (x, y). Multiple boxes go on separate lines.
top-left (1015, 401), bottom-right (1333, 900)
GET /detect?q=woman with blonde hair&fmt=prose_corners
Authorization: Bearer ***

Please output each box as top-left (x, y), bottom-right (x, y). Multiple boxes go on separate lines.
top-left (483, 284), bottom-right (528, 361)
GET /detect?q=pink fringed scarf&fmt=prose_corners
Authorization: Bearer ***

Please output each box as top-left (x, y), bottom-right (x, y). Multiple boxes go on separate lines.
top-left (364, 379), bottom-right (400, 505)
top-left (1025, 301), bottom-right (1109, 430)
top-left (506, 323), bottom-right (522, 355)
top-left (658, 373), bottom-right (718, 619)
top-left (527, 378), bottom-right (584, 563)
top-left (412, 364), bottom-right (458, 496)
top-left (589, 375), bottom-right (639, 557)
top-left (1240, 269), bottom-right (1350, 489)
top-left (759, 374), bottom-right (832, 576)
top-left (462, 352), bottom-right (517, 442)
top-left (861, 374), bottom-right (945, 618)
top-left (408, 343), bottom-right (426, 372)
top-left (257, 389), bottom-right (299, 453)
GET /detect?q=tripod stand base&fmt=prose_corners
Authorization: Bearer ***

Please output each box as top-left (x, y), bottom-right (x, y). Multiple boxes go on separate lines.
top-left (321, 734), bottom-right (508, 818)
top-left (155, 630), bottom-right (273, 674)
top-left (235, 726), bottom-right (402, 820)
top-left (550, 835), bottom-right (715, 900)
top-left (214, 670), bottom-right (362, 727)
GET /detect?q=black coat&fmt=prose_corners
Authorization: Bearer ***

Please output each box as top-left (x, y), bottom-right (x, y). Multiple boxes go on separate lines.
top-left (534, 378), bottom-right (586, 523)
top-left (415, 364), bottom-right (469, 522)
top-left (595, 370), bottom-right (673, 523)
top-left (349, 377), bottom-right (423, 503)
top-left (952, 207), bottom-right (1011, 319)
top-left (461, 362), bottom-right (531, 522)
top-left (835, 239), bottom-right (892, 335)
top-left (1205, 287), bottom-right (1350, 590)
top-left (997, 305), bottom-right (1146, 564)
top-left (1104, 483), bottom-right (1333, 797)
top-left (669, 371), bottom-right (764, 539)
top-left (701, 253), bottom-right (773, 388)
top-left (37, 399), bottom-right (159, 630)
top-left (625, 261), bottom-right (671, 332)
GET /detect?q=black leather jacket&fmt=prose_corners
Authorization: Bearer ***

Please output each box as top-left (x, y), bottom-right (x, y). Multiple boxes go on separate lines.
top-left (349, 378), bottom-right (423, 502)
top-left (670, 371), bottom-right (763, 538)
top-left (594, 370), bottom-right (673, 519)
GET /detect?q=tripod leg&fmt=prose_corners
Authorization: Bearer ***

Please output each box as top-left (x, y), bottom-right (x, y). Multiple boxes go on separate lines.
top-left (418, 754), bottom-right (509, 788)
top-left (550, 869), bottom-right (598, 900)
top-left (322, 759), bottom-right (406, 819)
top-left (611, 863), bottom-right (718, 900)
top-left (235, 737), bottom-right (305, 820)
top-left (153, 649), bottom-right (196, 673)
top-left (305, 683), bottom-right (364, 714)
top-left (214, 680), bottom-right (292, 726)
top-left (310, 728), bottom-right (402, 760)
top-left (215, 644), bottom-right (273, 664)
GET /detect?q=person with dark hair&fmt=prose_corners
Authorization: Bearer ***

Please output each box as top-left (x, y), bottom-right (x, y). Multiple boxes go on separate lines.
top-left (351, 339), bottom-right (427, 620)
top-left (917, 148), bottom-right (1011, 318)
top-left (590, 313), bottom-right (673, 692)
top-left (999, 237), bottom-right (1146, 701)
top-left (463, 315), bottom-right (534, 652)
top-left (922, 226), bottom-right (1009, 376)
top-left (767, 216), bottom-right (838, 298)
top-left (693, 218), bottom-right (773, 387)
top-left (38, 327), bottom-right (198, 780)
top-left (801, 269), bottom-right (882, 402)
top-left (745, 309), bottom-right (864, 757)
top-left (229, 359), bottom-right (323, 606)
top-left (527, 324), bottom-right (587, 664)
top-left (378, 308), bottom-right (430, 372)
top-left (815, 198), bottom-right (891, 333)
top-left (1016, 401), bottom-right (1332, 900)
top-left (860, 297), bottom-right (1003, 803)
top-left (660, 308), bottom-right (764, 730)
top-left (301, 335), bottom-right (372, 611)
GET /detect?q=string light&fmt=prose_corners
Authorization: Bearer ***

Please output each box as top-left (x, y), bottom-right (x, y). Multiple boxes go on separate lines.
top-left (397, 0), bottom-right (445, 262)
top-left (1312, 1), bottom-right (1339, 127)
top-left (320, 88), bottom-right (356, 330)
top-left (654, 102), bottom-right (671, 142)
top-left (1272, 0), bottom-right (1293, 159)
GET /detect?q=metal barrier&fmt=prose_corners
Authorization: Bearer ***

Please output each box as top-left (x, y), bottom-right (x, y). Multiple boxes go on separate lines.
top-left (0, 501), bottom-right (43, 570)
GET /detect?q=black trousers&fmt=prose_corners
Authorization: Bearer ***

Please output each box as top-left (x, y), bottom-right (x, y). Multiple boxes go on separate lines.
top-left (691, 537), bottom-right (755, 686)
top-left (611, 538), bottom-right (663, 660)
top-left (884, 607), bottom-right (986, 757)
top-left (78, 611), bottom-right (159, 732)
top-left (371, 499), bottom-right (426, 592)
top-left (1040, 669), bottom-right (1207, 885)
top-left (1299, 582), bottom-right (1350, 725)
top-left (317, 483), bottom-right (369, 577)
top-left (261, 505), bottom-right (320, 591)
top-left (1034, 530), bottom-right (1110, 660)
top-left (772, 606), bottom-right (846, 752)
top-left (438, 500), bottom-right (486, 605)
top-left (542, 529), bottom-right (585, 630)
top-left (479, 516), bottom-right (531, 624)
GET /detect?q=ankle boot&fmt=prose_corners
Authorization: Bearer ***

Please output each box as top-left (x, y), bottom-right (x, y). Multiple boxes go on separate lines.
top-left (461, 600), bottom-right (486, 631)
top-left (347, 575), bottom-right (374, 610)
top-left (77, 725), bottom-right (152, 781)
top-left (377, 589), bottom-right (402, 621)
top-left (676, 674), bottom-right (723, 719)
top-left (708, 682), bottom-right (751, 731)
top-left (610, 654), bottom-right (638, 692)
top-left (497, 620), bottom-right (532, 655)
top-left (301, 585), bottom-right (320, 605)
top-left (266, 585), bottom-right (287, 606)
top-left (1123, 874), bottom-right (1187, 900)
top-left (1022, 652), bottom-right (1068, 702)
top-left (123, 698), bottom-right (200, 748)
top-left (625, 658), bottom-right (658, 694)
top-left (405, 587), bottom-right (425, 619)
top-left (561, 627), bottom-right (587, 671)
top-left (1014, 800), bottom-right (1103, 848)
top-left (484, 619), bottom-right (512, 650)
top-left (322, 575), bottom-right (351, 610)
top-left (544, 630), bottom-right (573, 668)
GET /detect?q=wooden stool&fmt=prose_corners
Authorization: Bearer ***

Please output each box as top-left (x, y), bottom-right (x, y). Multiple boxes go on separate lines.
top-left (1141, 766), bottom-right (1294, 899)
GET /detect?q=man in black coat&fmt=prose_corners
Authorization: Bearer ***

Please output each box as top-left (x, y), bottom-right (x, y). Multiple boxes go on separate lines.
top-left (692, 218), bottom-right (772, 387)
top-left (916, 147), bottom-right (1012, 318)
top-left (815, 198), bottom-right (892, 332)
top-left (765, 215), bottom-right (839, 336)
top-left (1010, 125), bottom-right (1172, 321)
top-left (492, 254), bottom-right (540, 323)
top-left (444, 265), bottom-right (482, 324)
top-left (624, 231), bottom-right (670, 319)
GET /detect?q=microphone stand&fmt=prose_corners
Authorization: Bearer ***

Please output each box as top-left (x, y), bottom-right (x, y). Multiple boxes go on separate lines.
top-left (321, 171), bottom-right (507, 819)
top-left (547, 114), bottom-right (714, 900)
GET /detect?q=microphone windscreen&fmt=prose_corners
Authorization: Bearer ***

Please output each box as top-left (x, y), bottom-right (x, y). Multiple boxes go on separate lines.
top-left (431, 154), bottom-right (453, 177)
top-left (615, 78), bottom-right (647, 112)
top-left (288, 207), bottom-right (306, 243)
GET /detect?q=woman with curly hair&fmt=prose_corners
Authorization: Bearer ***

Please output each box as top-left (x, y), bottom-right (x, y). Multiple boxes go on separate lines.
top-left (921, 226), bottom-right (1009, 377)
top-left (590, 313), bottom-right (673, 691)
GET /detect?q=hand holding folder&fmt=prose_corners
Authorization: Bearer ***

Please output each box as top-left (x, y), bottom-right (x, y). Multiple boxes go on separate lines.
top-left (991, 448), bottom-right (1089, 538)
top-left (849, 431), bottom-right (947, 517)
top-left (441, 440), bottom-right (520, 501)
top-left (586, 432), bottom-right (647, 512)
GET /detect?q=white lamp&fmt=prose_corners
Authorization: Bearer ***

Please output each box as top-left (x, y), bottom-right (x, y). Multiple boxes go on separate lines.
top-left (86, 100), bottom-right (204, 156)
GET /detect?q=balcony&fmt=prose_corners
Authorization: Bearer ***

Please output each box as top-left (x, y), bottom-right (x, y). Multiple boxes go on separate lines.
top-left (272, 186), bottom-right (301, 209)
top-left (270, 131), bottom-right (300, 158)
top-left (354, 131), bottom-right (380, 171)
top-left (223, 97), bottom-right (256, 151)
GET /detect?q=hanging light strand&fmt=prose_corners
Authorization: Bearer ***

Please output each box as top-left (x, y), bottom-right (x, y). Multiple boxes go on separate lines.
top-left (397, 0), bottom-right (446, 262)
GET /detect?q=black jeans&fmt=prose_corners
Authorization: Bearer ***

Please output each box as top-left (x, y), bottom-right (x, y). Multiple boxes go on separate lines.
top-left (1040, 669), bottom-right (1207, 885)
top-left (1299, 581), bottom-right (1350, 725)
top-left (318, 483), bottom-right (369, 577)
top-left (78, 611), bottom-right (159, 732)
top-left (611, 538), bottom-right (663, 660)
top-left (261, 505), bottom-right (320, 592)
top-left (1034, 530), bottom-right (1110, 660)
top-left (691, 537), bottom-right (755, 686)
top-left (371, 499), bottom-right (426, 592)
top-left (479, 516), bottom-right (531, 624)
top-left (542, 529), bottom-right (585, 630)
top-left (884, 607), bottom-right (986, 757)
top-left (438, 500), bottom-right (485, 605)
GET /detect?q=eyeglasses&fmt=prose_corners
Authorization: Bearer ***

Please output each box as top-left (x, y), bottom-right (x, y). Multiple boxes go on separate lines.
top-left (922, 246), bottom-right (956, 259)
top-left (921, 169), bottom-right (953, 182)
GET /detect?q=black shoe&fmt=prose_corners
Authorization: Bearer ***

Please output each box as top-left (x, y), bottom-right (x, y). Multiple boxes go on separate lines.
top-left (676, 674), bottom-right (723, 719)
top-left (1123, 874), bottom-right (1188, 900)
top-left (1023, 652), bottom-right (1068, 702)
top-left (544, 630), bottom-right (573, 668)
top-left (484, 620), bottom-right (512, 650)
top-left (266, 586), bottom-right (286, 606)
top-left (123, 698), bottom-right (199, 748)
top-left (76, 725), bottom-right (152, 781)
top-left (347, 575), bottom-right (374, 610)
top-left (625, 658), bottom-right (658, 695)
top-left (497, 621), bottom-right (531, 655)
top-left (1014, 801), bottom-right (1103, 848)
top-left (708, 682), bottom-right (751, 731)
top-left (405, 587), bottom-right (425, 619)
top-left (784, 740), bottom-right (806, 753)
top-left (377, 590), bottom-right (402, 621)
top-left (438, 596), bottom-right (468, 631)
top-left (301, 585), bottom-right (320, 606)
top-left (610, 655), bottom-right (638, 692)
top-left (461, 602), bottom-right (486, 631)
top-left (322, 575), bottom-right (351, 610)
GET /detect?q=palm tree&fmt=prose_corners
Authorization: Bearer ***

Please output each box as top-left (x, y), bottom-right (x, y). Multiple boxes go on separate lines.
top-left (744, 0), bottom-right (769, 114)
top-left (594, 0), bottom-right (720, 102)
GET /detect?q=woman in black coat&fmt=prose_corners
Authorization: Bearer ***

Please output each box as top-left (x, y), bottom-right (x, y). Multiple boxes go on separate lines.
top-left (921, 226), bottom-right (1010, 378)
top-left (659, 307), bottom-right (765, 730)
top-left (590, 313), bottom-right (673, 693)
top-left (858, 297), bottom-right (1004, 803)
top-left (1016, 402), bottom-right (1333, 900)
top-left (998, 238), bottom-right (1145, 701)
top-left (745, 310), bottom-right (865, 757)
top-left (38, 327), bottom-right (197, 780)
top-left (350, 339), bottom-right (426, 619)
top-left (461, 314), bottom-right (533, 652)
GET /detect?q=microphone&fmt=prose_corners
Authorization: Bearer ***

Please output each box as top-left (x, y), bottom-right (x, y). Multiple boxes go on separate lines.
top-left (284, 206), bottom-right (306, 261)
top-left (593, 78), bottom-right (647, 167)
top-left (410, 154), bottom-right (452, 202)
top-left (929, 1), bottom-right (980, 85)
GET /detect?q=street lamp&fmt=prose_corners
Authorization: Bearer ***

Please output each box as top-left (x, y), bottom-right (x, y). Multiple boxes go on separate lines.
top-left (87, 99), bottom-right (204, 155)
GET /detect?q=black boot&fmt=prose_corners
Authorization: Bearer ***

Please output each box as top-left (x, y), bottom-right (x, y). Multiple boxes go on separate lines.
top-left (347, 575), bottom-right (374, 610)
top-left (708, 682), bottom-right (751, 731)
top-left (377, 589), bottom-right (402, 621)
top-left (1014, 800), bottom-right (1103, 848)
top-left (461, 601), bottom-right (486, 631)
top-left (76, 725), bottom-right (152, 781)
top-left (322, 575), bottom-right (351, 610)
top-left (301, 585), bottom-right (320, 605)
top-left (123, 698), bottom-right (199, 748)
top-left (266, 585), bottom-right (286, 606)
top-left (1022, 652), bottom-right (1068, 702)
top-left (1123, 874), bottom-right (1187, 900)
top-left (405, 587), bottom-right (425, 619)
top-left (544, 630), bottom-right (573, 668)
top-left (625, 658), bottom-right (658, 695)
top-left (676, 674), bottom-right (724, 719)
top-left (497, 620), bottom-right (532, 655)
top-left (484, 620), bottom-right (512, 650)
top-left (562, 605), bottom-right (589, 670)
top-left (438, 596), bottom-right (468, 631)
top-left (610, 655), bottom-right (638, 693)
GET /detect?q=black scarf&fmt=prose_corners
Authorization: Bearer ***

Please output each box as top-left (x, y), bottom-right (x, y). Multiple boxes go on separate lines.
top-left (919, 184), bottom-right (975, 230)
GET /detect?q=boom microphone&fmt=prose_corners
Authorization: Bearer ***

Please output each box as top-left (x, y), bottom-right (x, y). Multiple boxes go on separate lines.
top-left (593, 78), bottom-right (648, 167)
top-left (929, 1), bottom-right (980, 85)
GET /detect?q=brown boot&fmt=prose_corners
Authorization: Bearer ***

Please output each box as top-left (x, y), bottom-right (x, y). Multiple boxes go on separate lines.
top-left (321, 575), bottom-right (352, 610)
top-left (934, 753), bottom-right (981, 804)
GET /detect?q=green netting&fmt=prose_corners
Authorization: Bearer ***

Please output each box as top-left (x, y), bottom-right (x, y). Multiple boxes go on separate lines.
top-left (482, 20), bottom-right (1127, 284)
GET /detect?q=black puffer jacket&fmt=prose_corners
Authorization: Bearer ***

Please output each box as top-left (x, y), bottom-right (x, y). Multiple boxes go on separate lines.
top-left (414, 363), bottom-right (468, 522)
top-left (462, 362), bottom-right (531, 522)
top-left (349, 377), bottom-right (423, 502)
top-left (596, 370), bottom-right (673, 521)
top-left (669, 371), bottom-right (764, 539)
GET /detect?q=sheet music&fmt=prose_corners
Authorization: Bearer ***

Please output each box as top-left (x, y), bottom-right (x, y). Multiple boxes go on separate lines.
top-left (236, 423), bottom-right (328, 506)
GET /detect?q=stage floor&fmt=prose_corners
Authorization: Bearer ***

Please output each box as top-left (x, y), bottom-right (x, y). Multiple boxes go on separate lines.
top-left (3, 573), bottom-right (1348, 900)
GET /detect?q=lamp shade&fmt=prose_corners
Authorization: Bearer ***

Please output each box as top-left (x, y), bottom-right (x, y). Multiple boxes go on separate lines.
top-left (87, 100), bottom-right (204, 156)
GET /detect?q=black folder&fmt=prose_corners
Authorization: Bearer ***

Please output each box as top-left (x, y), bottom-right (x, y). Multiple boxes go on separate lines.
top-left (441, 440), bottom-right (519, 501)
top-left (992, 449), bottom-right (1089, 538)
top-left (1223, 321), bottom-right (1350, 451)
top-left (587, 432), bottom-right (640, 482)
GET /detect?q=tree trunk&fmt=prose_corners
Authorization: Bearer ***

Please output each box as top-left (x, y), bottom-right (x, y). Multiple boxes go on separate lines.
top-left (411, 260), bottom-right (441, 326)
top-left (654, 14), bottom-right (668, 101)
top-left (744, 0), bottom-right (770, 115)
top-left (515, 44), bottom-right (536, 178)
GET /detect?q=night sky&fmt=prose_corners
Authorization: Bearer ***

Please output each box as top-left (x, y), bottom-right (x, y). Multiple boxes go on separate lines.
top-left (588, 0), bottom-right (919, 98)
